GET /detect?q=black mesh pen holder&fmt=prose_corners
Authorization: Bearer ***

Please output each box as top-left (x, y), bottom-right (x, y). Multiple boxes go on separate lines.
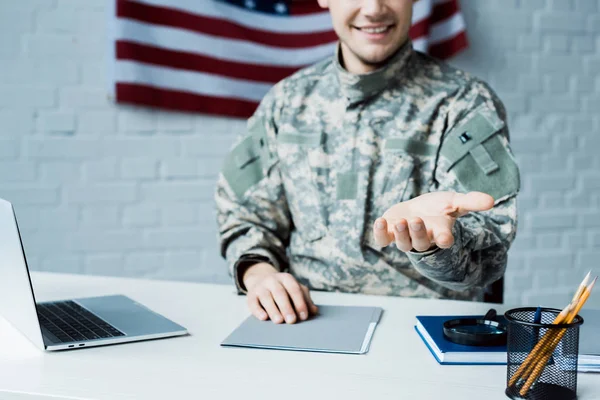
top-left (504, 307), bottom-right (584, 400)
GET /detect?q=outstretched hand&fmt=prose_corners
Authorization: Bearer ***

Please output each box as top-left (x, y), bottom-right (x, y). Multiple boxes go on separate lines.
top-left (373, 191), bottom-right (494, 252)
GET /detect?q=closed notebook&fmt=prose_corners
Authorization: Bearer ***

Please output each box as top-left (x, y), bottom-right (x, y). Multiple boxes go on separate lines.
top-left (415, 314), bottom-right (507, 365)
top-left (221, 305), bottom-right (383, 354)
top-left (417, 310), bottom-right (600, 368)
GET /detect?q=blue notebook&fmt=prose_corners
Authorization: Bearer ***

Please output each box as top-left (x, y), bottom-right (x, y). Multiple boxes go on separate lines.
top-left (415, 315), bottom-right (507, 365)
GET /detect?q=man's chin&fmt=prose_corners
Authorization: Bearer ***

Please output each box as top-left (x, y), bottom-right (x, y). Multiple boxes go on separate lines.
top-left (357, 51), bottom-right (397, 68)
top-left (352, 43), bottom-right (401, 63)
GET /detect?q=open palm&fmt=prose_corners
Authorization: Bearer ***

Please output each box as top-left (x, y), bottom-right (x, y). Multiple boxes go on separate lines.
top-left (373, 191), bottom-right (494, 252)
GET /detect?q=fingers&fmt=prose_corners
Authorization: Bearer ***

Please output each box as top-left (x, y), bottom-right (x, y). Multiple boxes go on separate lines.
top-left (267, 280), bottom-right (298, 324)
top-left (280, 274), bottom-right (309, 321)
top-left (392, 219), bottom-right (412, 252)
top-left (373, 218), bottom-right (394, 247)
top-left (247, 273), bottom-right (318, 324)
top-left (257, 289), bottom-right (284, 324)
top-left (247, 293), bottom-right (268, 321)
top-left (449, 192), bottom-right (494, 217)
top-left (394, 217), bottom-right (455, 251)
top-left (300, 284), bottom-right (319, 315)
top-left (408, 217), bottom-right (431, 252)
top-left (433, 226), bottom-right (454, 249)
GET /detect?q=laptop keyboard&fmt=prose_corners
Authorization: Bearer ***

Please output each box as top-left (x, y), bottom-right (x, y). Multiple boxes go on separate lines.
top-left (37, 301), bottom-right (125, 343)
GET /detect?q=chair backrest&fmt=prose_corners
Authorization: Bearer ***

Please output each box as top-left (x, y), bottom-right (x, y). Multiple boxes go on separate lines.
top-left (483, 277), bottom-right (504, 304)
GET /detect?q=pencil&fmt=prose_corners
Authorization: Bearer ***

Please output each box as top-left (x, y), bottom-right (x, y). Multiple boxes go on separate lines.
top-left (571, 270), bottom-right (591, 304)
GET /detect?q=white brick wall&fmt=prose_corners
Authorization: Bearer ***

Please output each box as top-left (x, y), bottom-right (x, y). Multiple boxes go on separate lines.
top-left (450, 0), bottom-right (600, 308)
top-left (1, 0), bottom-right (599, 308)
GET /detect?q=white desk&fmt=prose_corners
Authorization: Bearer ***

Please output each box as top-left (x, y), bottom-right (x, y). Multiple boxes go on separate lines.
top-left (0, 272), bottom-right (597, 400)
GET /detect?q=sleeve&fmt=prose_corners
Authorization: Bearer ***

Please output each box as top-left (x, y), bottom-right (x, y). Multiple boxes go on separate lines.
top-left (406, 80), bottom-right (520, 292)
top-left (214, 85), bottom-right (292, 294)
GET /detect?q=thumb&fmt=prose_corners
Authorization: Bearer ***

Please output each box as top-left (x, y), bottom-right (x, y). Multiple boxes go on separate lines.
top-left (448, 192), bottom-right (494, 218)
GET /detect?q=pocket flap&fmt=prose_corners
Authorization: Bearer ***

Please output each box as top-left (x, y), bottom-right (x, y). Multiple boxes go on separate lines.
top-left (441, 108), bottom-right (505, 169)
top-left (250, 120), bottom-right (275, 169)
top-left (222, 135), bottom-right (264, 199)
top-left (232, 136), bottom-right (259, 168)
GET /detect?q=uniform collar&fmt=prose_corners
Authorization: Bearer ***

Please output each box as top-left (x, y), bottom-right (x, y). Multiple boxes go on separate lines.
top-left (334, 39), bottom-right (413, 103)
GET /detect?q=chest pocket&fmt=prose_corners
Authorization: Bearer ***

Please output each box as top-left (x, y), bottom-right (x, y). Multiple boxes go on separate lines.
top-left (440, 108), bottom-right (520, 202)
top-left (276, 131), bottom-right (327, 242)
top-left (380, 138), bottom-right (438, 204)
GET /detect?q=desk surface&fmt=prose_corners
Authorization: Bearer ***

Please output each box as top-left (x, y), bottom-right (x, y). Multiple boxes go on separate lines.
top-left (0, 272), bottom-right (597, 400)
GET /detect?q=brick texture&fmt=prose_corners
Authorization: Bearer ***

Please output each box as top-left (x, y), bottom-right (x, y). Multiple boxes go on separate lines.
top-left (452, 0), bottom-right (600, 309)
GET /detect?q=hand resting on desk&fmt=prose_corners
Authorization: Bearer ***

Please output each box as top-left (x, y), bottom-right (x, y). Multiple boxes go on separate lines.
top-left (242, 262), bottom-right (319, 324)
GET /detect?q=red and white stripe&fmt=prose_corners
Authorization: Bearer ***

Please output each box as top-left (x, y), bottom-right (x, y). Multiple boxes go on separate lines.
top-left (111, 0), bottom-right (469, 118)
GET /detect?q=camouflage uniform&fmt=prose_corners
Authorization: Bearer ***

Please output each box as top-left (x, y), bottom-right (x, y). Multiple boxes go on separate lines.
top-left (215, 40), bottom-right (520, 301)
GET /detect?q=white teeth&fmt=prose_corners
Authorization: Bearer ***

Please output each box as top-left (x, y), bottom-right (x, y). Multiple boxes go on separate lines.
top-left (362, 26), bottom-right (389, 33)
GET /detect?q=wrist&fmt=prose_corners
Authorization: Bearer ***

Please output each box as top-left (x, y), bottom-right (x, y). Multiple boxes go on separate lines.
top-left (242, 262), bottom-right (277, 290)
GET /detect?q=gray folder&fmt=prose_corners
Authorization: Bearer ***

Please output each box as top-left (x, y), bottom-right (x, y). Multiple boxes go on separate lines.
top-left (221, 305), bottom-right (383, 354)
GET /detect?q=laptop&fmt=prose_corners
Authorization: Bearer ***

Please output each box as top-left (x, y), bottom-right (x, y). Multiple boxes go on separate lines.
top-left (0, 198), bottom-right (188, 351)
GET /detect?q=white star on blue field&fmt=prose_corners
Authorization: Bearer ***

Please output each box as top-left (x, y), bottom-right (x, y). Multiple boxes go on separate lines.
top-left (217, 0), bottom-right (292, 15)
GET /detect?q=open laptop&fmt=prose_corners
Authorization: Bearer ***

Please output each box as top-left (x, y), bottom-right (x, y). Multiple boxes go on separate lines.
top-left (0, 198), bottom-right (188, 351)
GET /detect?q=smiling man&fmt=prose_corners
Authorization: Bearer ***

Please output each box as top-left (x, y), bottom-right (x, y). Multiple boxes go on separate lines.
top-left (327, 0), bottom-right (414, 73)
top-left (215, 0), bottom-right (520, 324)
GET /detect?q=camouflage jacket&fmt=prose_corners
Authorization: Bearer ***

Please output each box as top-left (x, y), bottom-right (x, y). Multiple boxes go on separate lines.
top-left (215, 40), bottom-right (520, 301)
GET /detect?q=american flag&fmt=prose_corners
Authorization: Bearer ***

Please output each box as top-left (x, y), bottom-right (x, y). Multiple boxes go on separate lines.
top-left (111, 0), bottom-right (469, 119)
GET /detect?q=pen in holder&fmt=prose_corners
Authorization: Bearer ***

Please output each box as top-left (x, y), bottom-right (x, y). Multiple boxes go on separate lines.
top-left (532, 306), bottom-right (542, 347)
top-left (504, 307), bottom-right (583, 399)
